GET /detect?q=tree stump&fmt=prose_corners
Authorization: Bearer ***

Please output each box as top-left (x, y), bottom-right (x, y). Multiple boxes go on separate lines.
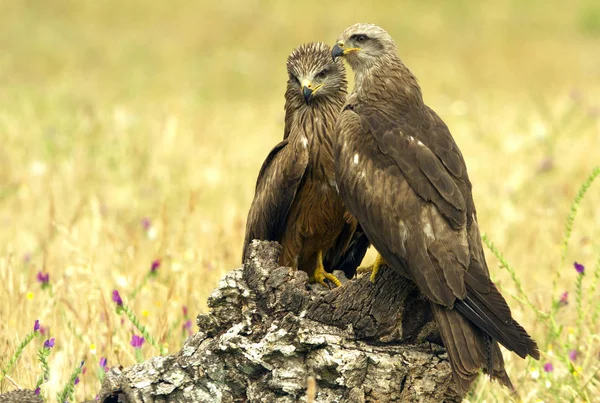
top-left (96, 241), bottom-right (465, 403)
top-left (0, 390), bottom-right (43, 403)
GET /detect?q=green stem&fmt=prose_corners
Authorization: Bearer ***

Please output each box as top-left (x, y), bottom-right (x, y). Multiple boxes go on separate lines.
top-left (0, 330), bottom-right (39, 383)
top-left (575, 272), bottom-right (585, 343)
top-left (34, 346), bottom-right (52, 392)
top-left (98, 367), bottom-right (106, 384)
top-left (56, 361), bottom-right (83, 403)
top-left (135, 348), bottom-right (144, 363)
top-left (121, 304), bottom-right (165, 355)
top-left (481, 233), bottom-right (546, 319)
top-left (129, 272), bottom-right (154, 300)
top-left (554, 166), bottom-right (600, 303)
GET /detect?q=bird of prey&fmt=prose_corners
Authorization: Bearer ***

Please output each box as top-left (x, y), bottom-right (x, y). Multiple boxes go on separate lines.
top-left (242, 42), bottom-right (366, 287)
top-left (331, 23), bottom-right (539, 391)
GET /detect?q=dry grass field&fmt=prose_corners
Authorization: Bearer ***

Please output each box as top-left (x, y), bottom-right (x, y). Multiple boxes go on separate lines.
top-left (1, 0), bottom-right (599, 401)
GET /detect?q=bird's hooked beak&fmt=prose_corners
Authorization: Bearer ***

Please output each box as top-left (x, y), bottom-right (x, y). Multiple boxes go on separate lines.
top-left (332, 41), bottom-right (360, 61)
top-left (301, 79), bottom-right (322, 104)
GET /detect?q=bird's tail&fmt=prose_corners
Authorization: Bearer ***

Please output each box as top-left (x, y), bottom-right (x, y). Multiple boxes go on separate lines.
top-left (454, 279), bottom-right (540, 361)
top-left (431, 303), bottom-right (514, 394)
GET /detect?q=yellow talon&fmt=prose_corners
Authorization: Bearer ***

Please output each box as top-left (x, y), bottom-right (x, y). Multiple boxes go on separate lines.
top-left (311, 250), bottom-right (342, 288)
top-left (313, 265), bottom-right (342, 288)
top-left (357, 253), bottom-right (386, 283)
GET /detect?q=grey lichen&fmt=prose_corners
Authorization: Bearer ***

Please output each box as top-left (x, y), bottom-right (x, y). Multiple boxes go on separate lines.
top-left (96, 240), bottom-right (464, 403)
top-left (0, 389), bottom-right (43, 403)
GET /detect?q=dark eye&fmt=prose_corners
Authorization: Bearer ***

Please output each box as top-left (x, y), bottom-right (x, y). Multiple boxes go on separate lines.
top-left (315, 69), bottom-right (328, 79)
top-left (289, 74), bottom-right (300, 85)
top-left (354, 34), bottom-right (368, 43)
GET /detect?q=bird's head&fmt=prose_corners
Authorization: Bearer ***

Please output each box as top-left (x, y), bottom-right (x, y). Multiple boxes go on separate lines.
top-left (286, 42), bottom-right (347, 105)
top-left (331, 23), bottom-right (397, 71)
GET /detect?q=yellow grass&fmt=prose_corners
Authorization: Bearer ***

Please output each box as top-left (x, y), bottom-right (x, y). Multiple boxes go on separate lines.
top-left (1, 0), bottom-right (599, 401)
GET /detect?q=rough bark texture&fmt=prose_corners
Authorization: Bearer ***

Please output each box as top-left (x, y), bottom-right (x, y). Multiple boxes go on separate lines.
top-left (0, 390), bottom-right (43, 403)
top-left (95, 241), bottom-right (465, 403)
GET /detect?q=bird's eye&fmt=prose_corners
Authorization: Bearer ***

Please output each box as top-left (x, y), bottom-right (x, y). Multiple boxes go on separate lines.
top-left (315, 69), bottom-right (328, 80)
top-left (289, 74), bottom-right (300, 85)
top-left (354, 34), bottom-right (368, 43)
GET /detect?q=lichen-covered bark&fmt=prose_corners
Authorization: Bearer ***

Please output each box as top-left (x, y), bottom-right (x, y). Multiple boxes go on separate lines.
top-left (96, 241), bottom-right (465, 403)
top-left (0, 389), bottom-right (43, 403)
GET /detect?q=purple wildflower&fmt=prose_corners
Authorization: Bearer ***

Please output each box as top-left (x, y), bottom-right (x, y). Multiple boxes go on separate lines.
top-left (34, 319), bottom-right (40, 332)
top-left (130, 335), bottom-right (145, 348)
top-left (34, 388), bottom-right (40, 395)
top-left (568, 350), bottom-right (577, 361)
top-left (543, 362), bottom-right (553, 372)
top-left (39, 325), bottom-right (47, 335)
top-left (37, 272), bottom-right (50, 288)
top-left (99, 357), bottom-right (109, 373)
top-left (150, 259), bottom-right (161, 273)
top-left (559, 292), bottom-right (568, 306)
top-left (141, 218), bottom-right (152, 231)
top-left (183, 319), bottom-right (192, 335)
top-left (112, 290), bottom-right (123, 306)
top-left (182, 306), bottom-right (188, 317)
top-left (74, 377), bottom-right (80, 385)
top-left (574, 262), bottom-right (585, 274)
top-left (43, 338), bottom-right (55, 349)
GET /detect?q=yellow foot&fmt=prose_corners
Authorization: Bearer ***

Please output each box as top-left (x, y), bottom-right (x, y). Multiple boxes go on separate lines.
top-left (311, 265), bottom-right (342, 288)
top-left (357, 253), bottom-right (386, 283)
top-left (310, 250), bottom-right (342, 288)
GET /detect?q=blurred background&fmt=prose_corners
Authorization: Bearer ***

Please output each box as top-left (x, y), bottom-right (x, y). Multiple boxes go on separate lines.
top-left (1, 0), bottom-right (599, 401)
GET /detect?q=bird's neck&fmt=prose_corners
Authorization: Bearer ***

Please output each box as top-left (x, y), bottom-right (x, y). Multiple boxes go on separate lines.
top-left (283, 92), bottom-right (344, 138)
top-left (299, 95), bottom-right (345, 126)
top-left (285, 94), bottom-right (345, 140)
top-left (353, 55), bottom-right (424, 110)
top-left (287, 95), bottom-right (345, 179)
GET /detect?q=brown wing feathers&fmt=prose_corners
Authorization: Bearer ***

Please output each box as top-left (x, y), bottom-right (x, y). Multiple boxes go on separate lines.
top-left (363, 105), bottom-right (539, 362)
top-left (455, 281), bottom-right (540, 359)
top-left (360, 109), bottom-right (466, 229)
top-left (241, 139), bottom-right (308, 263)
top-left (432, 304), bottom-right (514, 392)
top-left (332, 23), bottom-right (539, 392)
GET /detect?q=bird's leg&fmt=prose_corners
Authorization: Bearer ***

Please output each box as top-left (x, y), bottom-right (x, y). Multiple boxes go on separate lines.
top-left (311, 250), bottom-right (342, 288)
top-left (357, 253), bottom-right (386, 283)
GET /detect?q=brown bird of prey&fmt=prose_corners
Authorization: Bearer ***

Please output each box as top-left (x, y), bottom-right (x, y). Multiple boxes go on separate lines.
top-left (331, 23), bottom-right (539, 391)
top-left (242, 42), bottom-right (365, 286)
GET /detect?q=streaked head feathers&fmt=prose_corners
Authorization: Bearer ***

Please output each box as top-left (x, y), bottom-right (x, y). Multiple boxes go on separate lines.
top-left (286, 42), bottom-right (346, 104)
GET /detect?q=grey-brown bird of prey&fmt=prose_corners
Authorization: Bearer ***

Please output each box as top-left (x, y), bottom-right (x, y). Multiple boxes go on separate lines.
top-left (331, 23), bottom-right (539, 392)
top-left (242, 42), bottom-right (365, 287)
